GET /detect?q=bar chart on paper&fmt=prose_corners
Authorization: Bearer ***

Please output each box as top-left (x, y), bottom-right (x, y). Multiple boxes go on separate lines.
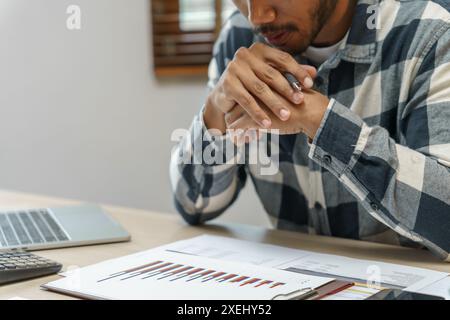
top-left (97, 259), bottom-right (287, 289)
top-left (43, 250), bottom-right (334, 300)
top-left (163, 235), bottom-right (449, 292)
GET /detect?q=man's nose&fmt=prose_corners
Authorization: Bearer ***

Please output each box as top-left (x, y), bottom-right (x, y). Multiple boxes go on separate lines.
top-left (248, 1), bottom-right (276, 26)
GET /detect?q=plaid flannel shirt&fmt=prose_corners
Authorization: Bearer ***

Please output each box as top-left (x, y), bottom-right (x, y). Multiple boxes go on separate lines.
top-left (170, 0), bottom-right (450, 260)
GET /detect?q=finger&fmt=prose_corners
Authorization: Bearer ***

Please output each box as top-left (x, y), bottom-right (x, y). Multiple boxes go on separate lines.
top-left (224, 106), bottom-right (245, 127)
top-left (221, 63), bottom-right (272, 128)
top-left (225, 110), bottom-right (263, 144)
top-left (261, 46), bottom-right (316, 88)
top-left (214, 91), bottom-right (236, 114)
top-left (301, 64), bottom-right (318, 79)
top-left (252, 59), bottom-right (304, 105)
top-left (236, 66), bottom-right (291, 122)
top-left (227, 113), bottom-right (261, 131)
top-left (232, 83), bottom-right (272, 128)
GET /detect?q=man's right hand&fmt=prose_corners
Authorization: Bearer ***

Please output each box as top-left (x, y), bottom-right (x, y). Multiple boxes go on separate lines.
top-left (204, 42), bottom-right (317, 134)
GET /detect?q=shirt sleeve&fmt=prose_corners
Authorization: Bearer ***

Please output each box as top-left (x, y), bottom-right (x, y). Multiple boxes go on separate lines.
top-left (169, 110), bottom-right (247, 225)
top-left (309, 30), bottom-right (450, 261)
top-left (170, 12), bottom-right (254, 225)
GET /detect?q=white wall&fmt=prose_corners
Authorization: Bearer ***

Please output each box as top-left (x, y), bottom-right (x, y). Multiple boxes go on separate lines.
top-left (0, 0), bottom-right (270, 227)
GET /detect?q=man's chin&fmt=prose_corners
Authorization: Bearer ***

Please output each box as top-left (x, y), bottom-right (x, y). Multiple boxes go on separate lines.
top-left (274, 37), bottom-right (310, 55)
top-left (274, 44), bottom-right (308, 56)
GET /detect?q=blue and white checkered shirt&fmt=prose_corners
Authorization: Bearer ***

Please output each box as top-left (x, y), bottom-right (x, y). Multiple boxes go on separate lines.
top-left (170, 0), bottom-right (450, 261)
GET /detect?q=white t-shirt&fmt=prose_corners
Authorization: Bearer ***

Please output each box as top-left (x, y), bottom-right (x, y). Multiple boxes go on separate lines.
top-left (303, 37), bottom-right (346, 66)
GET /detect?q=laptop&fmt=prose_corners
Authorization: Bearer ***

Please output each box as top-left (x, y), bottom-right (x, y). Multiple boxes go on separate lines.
top-left (0, 205), bottom-right (130, 251)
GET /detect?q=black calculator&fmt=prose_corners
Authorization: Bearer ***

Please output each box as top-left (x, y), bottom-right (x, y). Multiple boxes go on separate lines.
top-left (0, 250), bottom-right (62, 285)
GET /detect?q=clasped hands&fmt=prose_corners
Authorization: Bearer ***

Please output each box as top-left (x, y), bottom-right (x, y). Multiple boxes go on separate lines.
top-left (204, 42), bottom-right (330, 142)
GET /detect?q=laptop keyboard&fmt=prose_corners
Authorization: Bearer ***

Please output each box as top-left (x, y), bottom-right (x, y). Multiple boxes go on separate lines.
top-left (0, 209), bottom-right (70, 247)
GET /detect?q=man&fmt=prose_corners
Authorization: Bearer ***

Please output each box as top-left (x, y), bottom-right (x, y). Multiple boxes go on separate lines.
top-left (170, 0), bottom-right (450, 260)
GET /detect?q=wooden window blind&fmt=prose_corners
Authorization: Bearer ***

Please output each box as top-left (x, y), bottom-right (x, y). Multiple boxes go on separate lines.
top-left (152, 0), bottom-right (235, 77)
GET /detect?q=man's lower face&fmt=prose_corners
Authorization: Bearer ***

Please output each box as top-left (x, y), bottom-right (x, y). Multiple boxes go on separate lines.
top-left (268, 24), bottom-right (317, 54)
top-left (232, 0), bottom-right (338, 54)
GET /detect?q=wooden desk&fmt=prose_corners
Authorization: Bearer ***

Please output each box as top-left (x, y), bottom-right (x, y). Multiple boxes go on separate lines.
top-left (0, 190), bottom-right (449, 300)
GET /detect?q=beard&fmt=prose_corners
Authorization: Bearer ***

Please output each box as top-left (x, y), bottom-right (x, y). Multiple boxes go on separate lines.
top-left (315, 0), bottom-right (339, 42)
top-left (254, 0), bottom-right (338, 55)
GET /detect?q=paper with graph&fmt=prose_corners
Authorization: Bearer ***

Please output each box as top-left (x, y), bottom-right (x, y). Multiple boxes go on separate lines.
top-left (43, 249), bottom-right (334, 300)
top-left (161, 235), bottom-right (448, 292)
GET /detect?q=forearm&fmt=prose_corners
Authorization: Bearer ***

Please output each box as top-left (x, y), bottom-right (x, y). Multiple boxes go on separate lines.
top-left (309, 100), bottom-right (450, 260)
top-left (170, 110), bottom-right (246, 225)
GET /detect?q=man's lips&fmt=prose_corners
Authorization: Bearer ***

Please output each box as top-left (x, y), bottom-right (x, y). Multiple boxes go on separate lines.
top-left (263, 31), bottom-right (291, 46)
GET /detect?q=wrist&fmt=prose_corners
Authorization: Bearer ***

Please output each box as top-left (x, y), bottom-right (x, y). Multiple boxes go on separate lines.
top-left (300, 96), bottom-right (330, 140)
top-left (203, 96), bottom-right (227, 135)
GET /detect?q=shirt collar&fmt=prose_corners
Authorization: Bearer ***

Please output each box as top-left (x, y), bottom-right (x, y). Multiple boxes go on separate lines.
top-left (334, 0), bottom-right (382, 64)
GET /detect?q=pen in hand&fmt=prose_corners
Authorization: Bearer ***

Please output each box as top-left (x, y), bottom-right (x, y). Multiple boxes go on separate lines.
top-left (284, 72), bottom-right (303, 93)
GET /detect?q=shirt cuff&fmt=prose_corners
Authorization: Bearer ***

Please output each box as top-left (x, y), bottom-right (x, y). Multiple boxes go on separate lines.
top-left (308, 99), bottom-right (367, 176)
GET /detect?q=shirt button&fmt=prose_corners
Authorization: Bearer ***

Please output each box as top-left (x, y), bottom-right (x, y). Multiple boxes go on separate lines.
top-left (323, 155), bottom-right (332, 165)
top-left (370, 202), bottom-right (379, 211)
